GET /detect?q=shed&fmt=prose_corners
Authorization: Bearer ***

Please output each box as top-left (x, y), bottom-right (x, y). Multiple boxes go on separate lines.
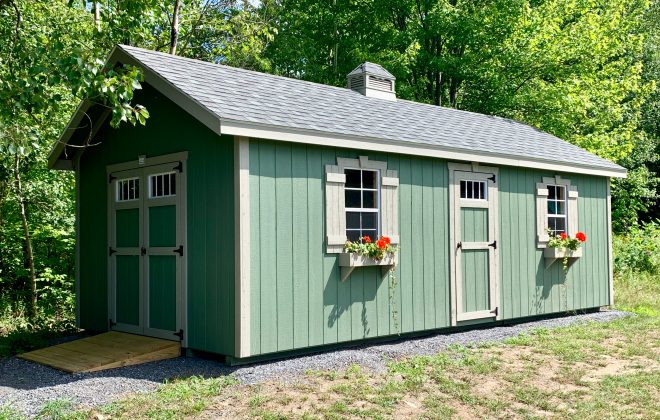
top-left (49, 45), bottom-right (626, 363)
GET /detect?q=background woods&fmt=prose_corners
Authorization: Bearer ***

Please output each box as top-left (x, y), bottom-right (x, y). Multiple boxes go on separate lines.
top-left (0, 0), bottom-right (658, 344)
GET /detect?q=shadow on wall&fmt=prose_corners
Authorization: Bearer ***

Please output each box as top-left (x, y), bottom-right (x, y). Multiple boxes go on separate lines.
top-left (323, 263), bottom-right (383, 338)
top-left (534, 256), bottom-right (571, 313)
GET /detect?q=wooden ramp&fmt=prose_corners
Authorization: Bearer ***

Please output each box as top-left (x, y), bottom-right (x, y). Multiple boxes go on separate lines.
top-left (18, 331), bottom-right (181, 373)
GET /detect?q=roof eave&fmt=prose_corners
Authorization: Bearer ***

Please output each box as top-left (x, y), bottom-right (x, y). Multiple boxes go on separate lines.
top-left (219, 118), bottom-right (627, 178)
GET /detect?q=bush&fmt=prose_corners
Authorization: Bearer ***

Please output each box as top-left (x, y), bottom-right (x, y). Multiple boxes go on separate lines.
top-left (613, 222), bottom-right (660, 274)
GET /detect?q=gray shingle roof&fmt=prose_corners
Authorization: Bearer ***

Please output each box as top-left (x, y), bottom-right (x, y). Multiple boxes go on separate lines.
top-left (348, 62), bottom-right (396, 79)
top-left (118, 45), bottom-right (622, 173)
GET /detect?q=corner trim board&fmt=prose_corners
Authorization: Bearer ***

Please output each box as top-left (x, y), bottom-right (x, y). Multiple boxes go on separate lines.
top-left (606, 178), bottom-right (614, 306)
top-left (235, 136), bottom-right (251, 357)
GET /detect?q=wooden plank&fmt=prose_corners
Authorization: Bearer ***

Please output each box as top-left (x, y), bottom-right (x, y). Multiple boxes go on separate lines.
top-left (18, 332), bottom-right (180, 373)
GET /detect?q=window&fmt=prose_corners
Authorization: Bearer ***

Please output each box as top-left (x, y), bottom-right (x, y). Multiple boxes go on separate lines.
top-left (325, 156), bottom-right (399, 253)
top-left (460, 180), bottom-right (487, 200)
top-left (547, 185), bottom-right (566, 235)
top-left (536, 176), bottom-right (578, 248)
top-left (149, 172), bottom-right (176, 198)
top-left (345, 169), bottom-right (379, 241)
top-left (116, 178), bottom-right (139, 202)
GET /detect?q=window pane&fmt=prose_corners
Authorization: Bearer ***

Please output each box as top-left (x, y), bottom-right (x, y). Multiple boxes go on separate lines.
top-left (345, 169), bottom-right (361, 188)
top-left (363, 190), bottom-right (377, 208)
top-left (556, 201), bottom-right (565, 215)
top-left (467, 181), bottom-right (473, 199)
top-left (556, 186), bottom-right (565, 200)
top-left (479, 182), bottom-right (485, 200)
top-left (548, 185), bottom-right (556, 199)
top-left (548, 201), bottom-right (557, 215)
top-left (346, 212), bottom-right (361, 229)
top-left (362, 230), bottom-right (377, 241)
top-left (170, 174), bottom-right (176, 195)
top-left (460, 180), bottom-right (466, 198)
top-left (346, 230), bottom-right (361, 242)
top-left (362, 212), bottom-right (377, 229)
top-left (134, 179), bottom-right (140, 199)
top-left (345, 190), bottom-right (361, 208)
top-left (549, 217), bottom-right (566, 234)
top-left (362, 170), bottom-right (377, 189)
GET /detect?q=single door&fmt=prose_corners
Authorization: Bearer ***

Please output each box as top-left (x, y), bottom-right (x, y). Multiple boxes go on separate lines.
top-left (453, 170), bottom-right (499, 322)
top-left (108, 160), bottom-right (184, 341)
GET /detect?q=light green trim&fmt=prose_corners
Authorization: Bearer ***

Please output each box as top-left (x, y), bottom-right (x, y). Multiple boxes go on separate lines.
top-left (235, 136), bottom-right (251, 357)
top-left (606, 178), bottom-right (614, 306)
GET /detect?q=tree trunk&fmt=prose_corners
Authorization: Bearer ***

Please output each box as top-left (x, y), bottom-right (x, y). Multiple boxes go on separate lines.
top-left (169, 0), bottom-right (181, 55)
top-left (13, 154), bottom-right (37, 318)
top-left (94, 2), bottom-right (101, 32)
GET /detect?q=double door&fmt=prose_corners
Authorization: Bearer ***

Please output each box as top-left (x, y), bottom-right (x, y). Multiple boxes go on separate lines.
top-left (108, 161), bottom-right (184, 341)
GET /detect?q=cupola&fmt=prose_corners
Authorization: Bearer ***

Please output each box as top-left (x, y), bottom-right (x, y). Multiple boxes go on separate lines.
top-left (347, 62), bottom-right (396, 100)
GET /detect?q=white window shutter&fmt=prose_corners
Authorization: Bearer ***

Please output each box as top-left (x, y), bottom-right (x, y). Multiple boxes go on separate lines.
top-left (536, 184), bottom-right (549, 246)
top-left (325, 165), bottom-right (346, 253)
top-left (381, 170), bottom-right (399, 244)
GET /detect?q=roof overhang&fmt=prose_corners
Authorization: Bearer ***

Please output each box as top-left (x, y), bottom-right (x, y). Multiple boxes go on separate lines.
top-left (49, 46), bottom-right (626, 178)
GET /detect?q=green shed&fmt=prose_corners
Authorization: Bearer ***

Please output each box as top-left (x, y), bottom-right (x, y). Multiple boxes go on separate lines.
top-left (49, 45), bottom-right (626, 363)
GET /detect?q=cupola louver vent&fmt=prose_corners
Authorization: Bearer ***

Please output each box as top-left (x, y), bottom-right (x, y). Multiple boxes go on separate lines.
top-left (347, 62), bottom-right (396, 101)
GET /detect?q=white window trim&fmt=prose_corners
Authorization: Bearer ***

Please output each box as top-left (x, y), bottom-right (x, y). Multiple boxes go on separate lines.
top-left (148, 171), bottom-right (177, 199)
top-left (344, 167), bottom-right (381, 241)
top-left (536, 175), bottom-right (579, 248)
top-left (116, 177), bottom-right (140, 202)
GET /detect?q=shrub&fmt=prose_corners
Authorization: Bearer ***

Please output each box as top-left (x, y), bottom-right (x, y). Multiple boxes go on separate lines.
top-left (613, 222), bottom-right (660, 274)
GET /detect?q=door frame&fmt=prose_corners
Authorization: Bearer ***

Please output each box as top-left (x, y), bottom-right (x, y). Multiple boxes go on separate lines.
top-left (448, 162), bottom-right (500, 326)
top-left (106, 151), bottom-right (188, 345)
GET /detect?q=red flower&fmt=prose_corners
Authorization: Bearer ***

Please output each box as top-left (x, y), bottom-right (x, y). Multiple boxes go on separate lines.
top-left (361, 235), bottom-right (372, 243)
top-left (376, 238), bottom-right (387, 249)
top-left (382, 236), bottom-right (391, 245)
top-left (576, 232), bottom-right (587, 242)
top-left (560, 232), bottom-right (568, 240)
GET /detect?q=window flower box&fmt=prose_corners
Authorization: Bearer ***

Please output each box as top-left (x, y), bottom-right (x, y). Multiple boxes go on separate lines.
top-left (338, 252), bottom-right (397, 282)
top-left (543, 247), bottom-right (582, 269)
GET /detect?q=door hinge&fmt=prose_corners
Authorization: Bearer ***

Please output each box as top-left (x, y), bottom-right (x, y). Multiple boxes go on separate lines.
top-left (109, 247), bottom-right (117, 256)
top-left (489, 240), bottom-right (497, 249)
top-left (456, 242), bottom-right (462, 249)
top-left (109, 319), bottom-right (116, 328)
top-left (490, 307), bottom-right (499, 316)
top-left (174, 329), bottom-right (184, 340)
top-left (173, 161), bottom-right (183, 173)
top-left (108, 174), bottom-right (116, 183)
top-left (173, 245), bottom-right (184, 256)
top-left (488, 174), bottom-right (496, 183)
top-left (141, 246), bottom-right (147, 256)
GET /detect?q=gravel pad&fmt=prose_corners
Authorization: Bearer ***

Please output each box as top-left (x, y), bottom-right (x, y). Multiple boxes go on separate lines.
top-left (0, 310), bottom-right (630, 417)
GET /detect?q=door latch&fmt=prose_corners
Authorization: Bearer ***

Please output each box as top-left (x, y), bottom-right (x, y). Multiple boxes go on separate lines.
top-left (173, 245), bottom-right (184, 256)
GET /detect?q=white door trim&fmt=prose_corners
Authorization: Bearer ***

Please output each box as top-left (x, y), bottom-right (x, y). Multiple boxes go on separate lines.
top-left (448, 162), bottom-right (500, 326)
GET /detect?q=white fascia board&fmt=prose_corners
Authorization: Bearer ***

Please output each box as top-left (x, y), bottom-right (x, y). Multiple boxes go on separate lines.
top-left (219, 119), bottom-right (627, 178)
top-left (47, 100), bottom-right (92, 169)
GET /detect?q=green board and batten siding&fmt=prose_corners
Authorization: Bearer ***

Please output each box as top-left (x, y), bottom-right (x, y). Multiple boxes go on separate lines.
top-left (77, 85), bottom-right (236, 355)
top-left (248, 139), bottom-right (610, 357)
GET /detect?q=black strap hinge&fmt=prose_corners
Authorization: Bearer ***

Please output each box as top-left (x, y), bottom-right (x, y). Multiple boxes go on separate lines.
top-left (109, 247), bottom-right (117, 256)
top-left (174, 329), bottom-right (184, 340)
top-left (141, 246), bottom-right (147, 256)
top-left (489, 240), bottom-right (497, 249)
top-left (488, 174), bottom-right (496, 183)
top-left (109, 319), bottom-right (116, 328)
top-left (490, 307), bottom-right (499, 316)
top-left (456, 242), bottom-right (462, 249)
top-left (108, 174), bottom-right (116, 183)
top-left (173, 161), bottom-right (183, 173)
top-left (173, 245), bottom-right (183, 256)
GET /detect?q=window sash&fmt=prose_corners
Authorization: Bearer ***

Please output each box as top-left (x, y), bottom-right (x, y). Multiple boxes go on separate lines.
top-left (344, 168), bottom-right (380, 238)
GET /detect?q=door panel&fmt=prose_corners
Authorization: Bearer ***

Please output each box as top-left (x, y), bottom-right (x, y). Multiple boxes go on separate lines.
top-left (461, 249), bottom-right (490, 313)
top-left (116, 208), bottom-right (140, 247)
top-left (148, 255), bottom-right (177, 331)
top-left (115, 255), bottom-right (140, 326)
top-left (461, 208), bottom-right (489, 243)
top-left (148, 205), bottom-right (176, 247)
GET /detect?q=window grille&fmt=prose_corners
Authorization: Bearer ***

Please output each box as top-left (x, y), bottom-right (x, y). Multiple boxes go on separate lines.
top-left (149, 172), bottom-right (176, 198)
top-left (116, 178), bottom-right (139, 202)
top-left (344, 168), bottom-right (379, 241)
